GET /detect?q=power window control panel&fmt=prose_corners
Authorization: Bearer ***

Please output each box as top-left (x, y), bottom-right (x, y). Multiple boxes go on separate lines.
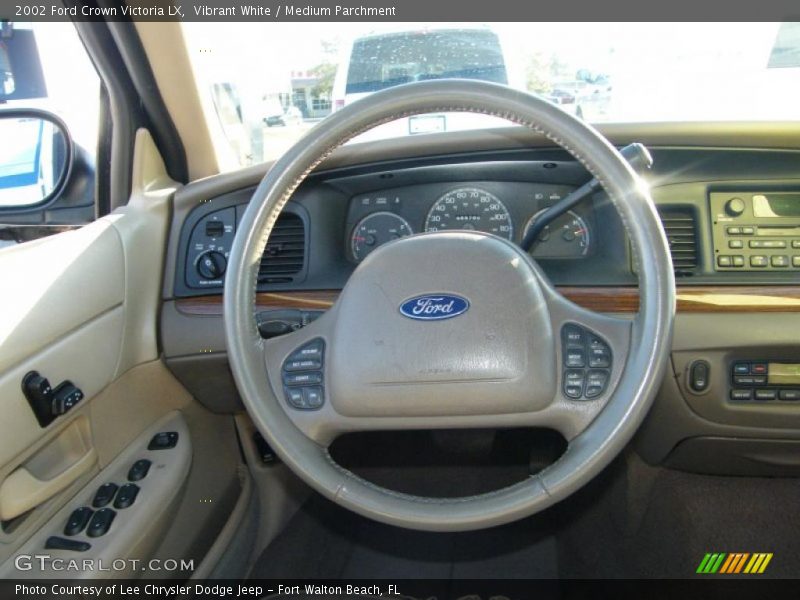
top-left (283, 339), bottom-right (325, 410)
top-left (86, 508), bottom-right (116, 538)
top-left (561, 324), bottom-right (612, 400)
top-left (127, 459), bottom-right (151, 481)
top-left (46, 536), bottom-right (91, 552)
top-left (148, 431), bottom-right (179, 450)
top-left (63, 507), bottom-right (93, 536)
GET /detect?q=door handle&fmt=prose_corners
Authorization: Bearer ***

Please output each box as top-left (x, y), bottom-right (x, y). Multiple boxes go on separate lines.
top-left (0, 447), bottom-right (97, 521)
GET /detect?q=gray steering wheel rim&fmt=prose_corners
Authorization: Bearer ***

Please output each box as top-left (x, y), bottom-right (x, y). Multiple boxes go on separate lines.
top-left (224, 79), bottom-right (675, 532)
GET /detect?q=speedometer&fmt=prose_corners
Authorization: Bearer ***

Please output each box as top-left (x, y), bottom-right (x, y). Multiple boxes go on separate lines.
top-left (424, 188), bottom-right (513, 240)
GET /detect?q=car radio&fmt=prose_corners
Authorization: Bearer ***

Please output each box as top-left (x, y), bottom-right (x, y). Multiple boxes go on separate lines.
top-left (710, 192), bottom-right (800, 271)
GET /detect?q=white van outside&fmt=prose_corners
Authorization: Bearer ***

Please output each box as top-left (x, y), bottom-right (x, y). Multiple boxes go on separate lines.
top-left (332, 26), bottom-right (525, 141)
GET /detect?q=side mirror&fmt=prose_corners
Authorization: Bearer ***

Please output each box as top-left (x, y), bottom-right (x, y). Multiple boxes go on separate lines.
top-left (0, 109), bottom-right (72, 209)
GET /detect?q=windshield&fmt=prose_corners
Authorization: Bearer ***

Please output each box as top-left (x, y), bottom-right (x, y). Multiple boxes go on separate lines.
top-left (345, 29), bottom-right (508, 94)
top-left (182, 22), bottom-right (800, 171)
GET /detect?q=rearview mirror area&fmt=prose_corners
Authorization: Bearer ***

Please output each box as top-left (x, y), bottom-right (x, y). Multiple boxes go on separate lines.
top-left (0, 110), bottom-right (71, 209)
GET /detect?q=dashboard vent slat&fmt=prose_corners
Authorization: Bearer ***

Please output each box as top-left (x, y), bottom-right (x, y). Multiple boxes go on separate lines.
top-left (258, 213), bottom-right (306, 282)
top-left (657, 208), bottom-right (699, 274)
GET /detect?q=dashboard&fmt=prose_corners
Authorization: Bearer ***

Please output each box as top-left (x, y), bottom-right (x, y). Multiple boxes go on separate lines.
top-left (162, 127), bottom-right (800, 479)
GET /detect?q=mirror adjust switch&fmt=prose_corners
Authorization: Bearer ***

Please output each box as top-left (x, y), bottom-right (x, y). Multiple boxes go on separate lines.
top-left (63, 507), bottom-right (93, 536)
top-left (45, 536), bottom-right (91, 552)
top-left (92, 483), bottom-right (119, 508)
top-left (86, 508), bottom-right (116, 538)
top-left (148, 431), bottom-right (179, 450)
top-left (127, 459), bottom-right (151, 482)
top-left (114, 484), bottom-right (140, 509)
top-left (51, 382), bottom-right (84, 416)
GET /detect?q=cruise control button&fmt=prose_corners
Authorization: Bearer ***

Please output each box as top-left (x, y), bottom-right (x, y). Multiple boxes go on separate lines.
top-left (64, 507), bottom-right (93, 536)
top-left (755, 389), bottom-right (777, 401)
top-left (285, 387), bottom-right (305, 409)
top-left (302, 387), bottom-right (324, 409)
top-left (284, 359), bottom-right (322, 372)
top-left (92, 483), bottom-right (118, 508)
top-left (730, 389), bottom-right (753, 401)
top-left (289, 340), bottom-right (324, 362)
top-left (284, 372), bottom-right (323, 386)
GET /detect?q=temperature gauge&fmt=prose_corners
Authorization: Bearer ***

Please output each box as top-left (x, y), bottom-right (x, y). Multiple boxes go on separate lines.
top-left (524, 210), bottom-right (591, 258)
top-left (351, 212), bottom-right (413, 262)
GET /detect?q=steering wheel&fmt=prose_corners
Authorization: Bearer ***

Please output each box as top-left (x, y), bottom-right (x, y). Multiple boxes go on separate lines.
top-left (224, 80), bottom-right (675, 532)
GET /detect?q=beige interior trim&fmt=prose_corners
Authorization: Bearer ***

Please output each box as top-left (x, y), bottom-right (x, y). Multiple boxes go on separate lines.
top-left (0, 450), bottom-right (96, 522)
top-left (109, 128), bottom-right (180, 378)
top-left (133, 22), bottom-right (219, 180)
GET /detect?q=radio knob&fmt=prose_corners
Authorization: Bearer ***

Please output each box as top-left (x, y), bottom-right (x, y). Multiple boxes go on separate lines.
top-left (196, 251), bottom-right (227, 280)
top-left (725, 197), bottom-right (746, 217)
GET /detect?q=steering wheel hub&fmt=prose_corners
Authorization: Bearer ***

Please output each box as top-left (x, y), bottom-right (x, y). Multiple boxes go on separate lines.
top-left (329, 231), bottom-right (555, 418)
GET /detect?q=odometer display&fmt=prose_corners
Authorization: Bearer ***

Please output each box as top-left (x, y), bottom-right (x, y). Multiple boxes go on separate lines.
top-left (351, 211), bottom-right (413, 262)
top-left (424, 188), bottom-right (513, 240)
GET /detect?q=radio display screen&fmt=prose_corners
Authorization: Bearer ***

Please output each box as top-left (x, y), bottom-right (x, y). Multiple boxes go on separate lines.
top-left (752, 193), bottom-right (800, 218)
top-left (768, 363), bottom-right (800, 385)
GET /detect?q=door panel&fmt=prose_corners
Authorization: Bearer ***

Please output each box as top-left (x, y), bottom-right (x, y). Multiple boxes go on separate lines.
top-left (0, 130), bottom-right (244, 576)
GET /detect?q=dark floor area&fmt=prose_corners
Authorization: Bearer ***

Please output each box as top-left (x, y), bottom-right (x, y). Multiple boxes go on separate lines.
top-left (251, 449), bottom-right (800, 582)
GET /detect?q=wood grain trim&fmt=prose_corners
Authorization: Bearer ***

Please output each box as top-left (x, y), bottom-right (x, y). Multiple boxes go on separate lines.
top-left (174, 286), bottom-right (800, 316)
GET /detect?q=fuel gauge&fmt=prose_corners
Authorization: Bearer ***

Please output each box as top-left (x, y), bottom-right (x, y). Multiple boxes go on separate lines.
top-left (524, 209), bottom-right (591, 258)
top-left (351, 212), bottom-right (413, 262)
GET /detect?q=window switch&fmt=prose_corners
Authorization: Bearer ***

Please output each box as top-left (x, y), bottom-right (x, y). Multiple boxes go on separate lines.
top-left (127, 459), bottom-right (151, 482)
top-left (86, 508), bottom-right (116, 538)
top-left (148, 431), bottom-right (178, 450)
top-left (45, 536), bottom-right (91, 552)
top-left (113, 484), bottom-right (140, 509)
top-left (63, 507), bottom-right (93, 536)
top-left (92, 483), bottom-right (119, 508)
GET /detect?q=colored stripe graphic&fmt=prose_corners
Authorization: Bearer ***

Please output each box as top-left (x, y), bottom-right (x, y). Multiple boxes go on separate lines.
top-left (699, 552), bottom-right (773, 574)
top-left (697, 553), bottom-right (727, 573)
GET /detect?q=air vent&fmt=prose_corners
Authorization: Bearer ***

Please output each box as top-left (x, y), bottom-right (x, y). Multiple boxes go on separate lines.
top-left (658, 207), bottom-right (698, 275)
top-left (258, 213), bottom-right (306, 283)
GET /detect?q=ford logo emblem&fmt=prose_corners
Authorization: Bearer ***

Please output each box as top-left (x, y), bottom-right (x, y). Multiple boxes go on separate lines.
top-left (399, 294), bottom-right (470, 321)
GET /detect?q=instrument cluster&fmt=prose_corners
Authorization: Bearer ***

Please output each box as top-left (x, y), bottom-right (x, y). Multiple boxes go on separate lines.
top-left (346, 182), bottom-right (593, 262)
